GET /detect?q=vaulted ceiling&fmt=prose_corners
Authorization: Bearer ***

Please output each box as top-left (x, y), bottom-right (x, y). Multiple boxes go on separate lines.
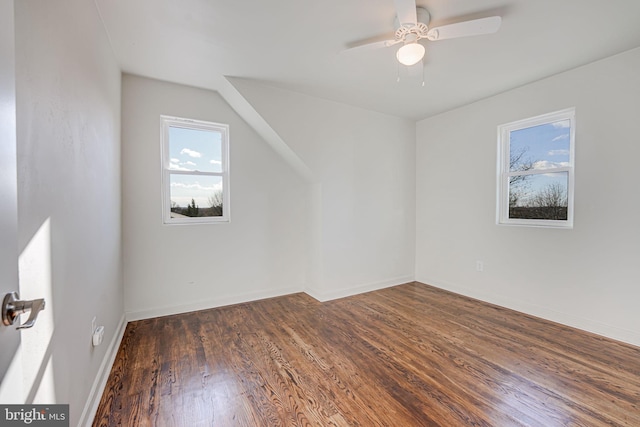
top-left (96, 0), bottom-right (640, 120)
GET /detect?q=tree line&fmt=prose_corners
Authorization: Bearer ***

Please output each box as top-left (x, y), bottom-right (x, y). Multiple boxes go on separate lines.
top-left (171, 190), bottom-right (223, 217)
top-left (509, 147), bottom-right (568, 220)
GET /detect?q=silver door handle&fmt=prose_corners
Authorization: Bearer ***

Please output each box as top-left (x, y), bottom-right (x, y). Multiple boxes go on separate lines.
top-left (2, 292), bottom-right (46, 329)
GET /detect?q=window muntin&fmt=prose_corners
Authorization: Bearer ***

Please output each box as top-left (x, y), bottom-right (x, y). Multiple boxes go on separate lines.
top-left (161, 116), bottom-right (229, 224)
top-left (497, 108), bottom-right (575, 228)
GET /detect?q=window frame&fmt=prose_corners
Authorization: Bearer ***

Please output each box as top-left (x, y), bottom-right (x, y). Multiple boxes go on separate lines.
top-left (496, 108), bottom-right (575, 228)
top-left (160, 115), bottom-right (230, 225)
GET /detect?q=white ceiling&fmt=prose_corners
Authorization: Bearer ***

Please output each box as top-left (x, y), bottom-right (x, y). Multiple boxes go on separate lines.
top-left (95, 0), bottom-right (640, 121)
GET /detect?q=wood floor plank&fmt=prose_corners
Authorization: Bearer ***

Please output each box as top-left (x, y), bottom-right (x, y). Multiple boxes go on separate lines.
top-left (93, 283), bottom-right (640, 426)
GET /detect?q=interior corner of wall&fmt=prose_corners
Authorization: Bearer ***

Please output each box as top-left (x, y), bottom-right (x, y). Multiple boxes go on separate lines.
top-left (303, 284), bottom-right (325, 303)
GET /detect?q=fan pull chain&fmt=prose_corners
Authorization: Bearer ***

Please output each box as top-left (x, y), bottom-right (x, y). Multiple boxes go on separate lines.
top-left (396, 62), bottom-right (400, 83)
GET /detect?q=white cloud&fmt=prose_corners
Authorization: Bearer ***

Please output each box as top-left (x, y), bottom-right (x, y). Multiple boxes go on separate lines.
top-left (552, 120), bottom-right (571, 129)
top-left (184, 161), bottom-right (197, 166)
top-left (548, 149), bottom-right (570, 156)
top-left (180, 148), bottom-right (202, 158)
top-left (170, 158), bottom-right (179, 163)
top-left (210, 159), bottom-right (222, 165)
top-left (168, 164), bottom-right (191, 171)
top-left (533, 160), bottom-right (570, 170)
top-left (170, 181), bottom-right (222, 191)
top-left (551, 134), bottom-right (569, 142)
top-left (170, 179), bottom-right (223, 208)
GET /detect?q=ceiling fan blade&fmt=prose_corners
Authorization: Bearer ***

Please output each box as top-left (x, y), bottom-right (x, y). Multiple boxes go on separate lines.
top-left (394, 0), bottom-right (417, 26)
top-left (426, 16), bottom-right (501, 41)
top-left (341, 39), bottom-right (400, 54)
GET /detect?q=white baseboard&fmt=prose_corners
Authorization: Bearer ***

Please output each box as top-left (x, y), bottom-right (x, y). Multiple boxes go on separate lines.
top-left (418, 278), bottom-right (640, 348)
top-left (126, 276), bottom-right (416, 321)
top-left (125, 285), bottom-right (303, 322)
top-left (304, 275), bottom-right (415, 302)
top-left (79, 313), bottom-right (127, 426)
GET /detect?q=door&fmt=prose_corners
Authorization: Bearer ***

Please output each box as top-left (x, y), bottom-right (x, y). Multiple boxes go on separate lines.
top-left (0, 0), bottom-right (20, 383)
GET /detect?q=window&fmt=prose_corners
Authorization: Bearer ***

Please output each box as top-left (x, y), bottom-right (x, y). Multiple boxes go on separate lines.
top-left (497, 108), bottom-right (575, 228)
top-left (161, 116), bottom-right (229, 224)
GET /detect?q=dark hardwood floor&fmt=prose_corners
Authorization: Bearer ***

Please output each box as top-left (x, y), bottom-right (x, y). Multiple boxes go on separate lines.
top-left (93, 282), bottom-right (640, 426)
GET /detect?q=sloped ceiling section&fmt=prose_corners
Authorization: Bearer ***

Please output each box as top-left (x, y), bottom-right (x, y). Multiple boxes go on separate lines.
top-left (219, 77), bottom-right (314, 183)
top-left (96, 0), bottom-right (640, 120)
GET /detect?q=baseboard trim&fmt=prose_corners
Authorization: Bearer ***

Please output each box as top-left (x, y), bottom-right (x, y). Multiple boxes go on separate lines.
top-left (304, 275), bottom-right (415, 302)
top-left (126, 276), bottom-right (417, 321)
top-left (79, 313), bottom-right (127, 426)
top-left (417, 278), bottom-right (640, 348)
top-left (125, 285), bottom-right (304, 322)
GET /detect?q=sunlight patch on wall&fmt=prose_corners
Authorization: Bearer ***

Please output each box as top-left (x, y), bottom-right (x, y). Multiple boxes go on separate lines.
top-left (20, 217), bottom-right (56, 402)
top-left (0, 218), bottom-right (56, 403)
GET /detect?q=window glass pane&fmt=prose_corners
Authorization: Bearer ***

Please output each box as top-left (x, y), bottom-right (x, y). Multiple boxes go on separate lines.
top-left (168, 126), bottom-right (222, 173)
top-left (509, 119), bottom-right (570, 172)
top-left (509, 172), bottom-right (568, 220)
top-left (169, 174), bottom-right (224, 218)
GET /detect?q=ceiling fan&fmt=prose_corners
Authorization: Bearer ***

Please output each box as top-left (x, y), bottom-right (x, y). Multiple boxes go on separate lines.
top-left (345, 0), bottom-right (501, 73)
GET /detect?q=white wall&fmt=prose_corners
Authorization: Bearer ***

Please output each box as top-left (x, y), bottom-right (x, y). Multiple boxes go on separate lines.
top-left (228, 79), bottom-right (416, 300)
top-left (10, 0), bottom-right (123, 424)
top-left (122, 75), bottom-right (309, 319)
top-left (416, 47), bottom-right (640, 346)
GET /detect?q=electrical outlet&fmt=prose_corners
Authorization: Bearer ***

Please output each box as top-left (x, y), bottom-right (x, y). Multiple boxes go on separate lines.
top-left (93, 326), bottom-right (105, 347)
top-left (91, 316), bottom-right (105, 346)
top-left (476, 261), bottom-right (484, 272)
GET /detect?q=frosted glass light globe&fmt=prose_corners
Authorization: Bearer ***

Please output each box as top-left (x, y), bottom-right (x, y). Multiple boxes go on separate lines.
top-left (396, 42), bottom-right (425, 66)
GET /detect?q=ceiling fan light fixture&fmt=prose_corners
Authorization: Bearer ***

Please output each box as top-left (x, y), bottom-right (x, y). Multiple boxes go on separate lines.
top-left (396, 42), bottom-right (425, 66)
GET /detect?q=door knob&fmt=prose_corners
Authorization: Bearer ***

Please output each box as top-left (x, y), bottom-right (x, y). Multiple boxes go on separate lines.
top-left (2, 292), bottom-right (46, 329)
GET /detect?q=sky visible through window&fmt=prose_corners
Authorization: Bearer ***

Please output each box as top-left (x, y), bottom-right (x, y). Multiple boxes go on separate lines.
top-left (168, 126), bottom-right (223, 208)
top-left (509, 119), bottom-right (570, 206)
